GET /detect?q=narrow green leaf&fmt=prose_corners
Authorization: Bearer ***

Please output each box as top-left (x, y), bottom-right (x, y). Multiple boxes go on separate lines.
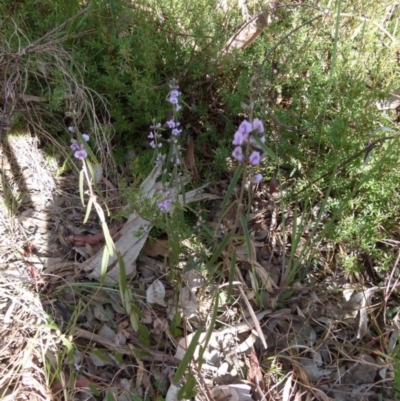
top-left (206, 233), bottom-right (231, 270)
top-left (102, 222), bottom-right (115, 257)
top-left (83, 197), bottom-right (93, 224)
top-left (240, 215), bottom-right (253, 261)
top-left (88, 383), bottom-right (100, 396)
top-left (252, 136), bottom-right (280, 164)
top-left (118, 252), bottom-right (127, 294)
top-left (222, 164), bottom-right (244, 209)
top-left (227, 249), bottom-right (236, 301)
top-left (106, 389), bottom-right (115, 401)
top-left (91, 349), bottom-right (110, 362)
top-left (173, 326), bottom-right (203, 384)
top-left (178, 373), bottom-right (197, 400)
top-left (100, 247), bottom-right (110, 282)
top-left (130, 310), bottom-right (139, 331)
top-left (79, 169), bottom-right (85, 206)
top-left (198, 292), bottom-right (219, 365)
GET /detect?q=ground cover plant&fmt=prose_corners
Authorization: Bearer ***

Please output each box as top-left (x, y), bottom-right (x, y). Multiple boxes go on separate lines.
top-left (2, 0), bottom-right (400, 400)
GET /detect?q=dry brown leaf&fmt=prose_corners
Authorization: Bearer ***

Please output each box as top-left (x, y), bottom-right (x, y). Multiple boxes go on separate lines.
top-left (219, 12), bottom-right (269, 56)
top-left (185, 134), bottom-right (198, 178)
top-left (143, 238), bottom-right (169, 258)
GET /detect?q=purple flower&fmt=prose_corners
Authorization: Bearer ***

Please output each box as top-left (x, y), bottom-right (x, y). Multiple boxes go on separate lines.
top-left (175, 104), bottom-right (182, 112)
top-left (232, 146), bottom-right (244, 162)
top-left (238, 120), bottom-right (252, 142)
top-left (172, 128), bottom-right (182, 136)
top-left (249, 151), bottom-right (261, 165)
top-left (74, 363), bottom-right (82, 371)
top-left (166, 119), bottom-right (176, 128)
top-left (232, 130), bottom-right (244, 146)
top-left (252, 119), bottom-right (264, 134)
top-left (158, 198), bottom-right (172, 212)
top-left (74, 144), bottom-right (88, 160)
top-left (82, 133), bottom-right (90, 142)
top-left (170, 89), bottom-right (180, 98)
top-left (168, 96), bottom-right (178, 105)
top-left (150, 140), bottom-right (156, 148)
top-left (67, 126), bottom-right (75, 133)
top-left (70, 143), bottom-right (80, 151)
top-left (251, 174), bottom-right (263, 184)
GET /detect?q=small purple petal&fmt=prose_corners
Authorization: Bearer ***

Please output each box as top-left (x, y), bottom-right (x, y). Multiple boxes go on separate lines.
top-left (251, 174), bottom-right (263, 184)
top-left (148, 132), bottom-right (155, 139)
top-left (172, 128), bottom-right (182, 136)
top-left (67, 126), bottom-right (75, 133)
top-left (158, 198), bottom-right (172, 212)
top-left (168, 96), bottom-right (178, 104)
top-left (70, 143), bottom-right (79, 151)
top-left (232, 130), bottom-right (244, 146)
top-left (175, 104), bottom-right (182, 111)
top-left (170, 89), bottom-right (180, 98)
top-left (252, 119), bottom-right (264, 134)
top-left (249, 151), bottom-right (261, 165)
top-left (74, 149), bottom-right (88, 160)
top-left (232, 146), bottom-right (244, 162)
top-left (82, 134), bottom-right (90, 142)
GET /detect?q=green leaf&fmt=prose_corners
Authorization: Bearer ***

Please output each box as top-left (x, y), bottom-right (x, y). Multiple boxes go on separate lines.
top-left (105, 389), bottom-right (116, 401)
top-left (227, 249), bottom-right (236, 301)
top-left (83, 197), bottom-right (93, 224)
top-left (206, 233), bottom-right (231, 271)
top-left (240, 214), bottom-right (253, 261)
top-left (88, 383), bottom-right (100, 396)
top-left (252, 136), bottom-right (280, 164)
top-left (222, 164), bottom-right (243, 209)
top-left (178, 372), bottom-right (197, 400)
top-left (173, 327), bottom-right (203, 384)
top-left (139, 324), bottom-right (151, 346)
top-left (130, 309), bottom-right (139, 331)
top-left (198, 292), bottom-right (219, 366)
top-left (91, 349), bottom-right (110, 362)
top-left (118, 252), bottom-right (127, 306)
top-left (102, 222), bottom-right (115, 257)
top-left (79, 169), bottom-right (85, 206)
top-left (100, 247), bottom-right (110, 282)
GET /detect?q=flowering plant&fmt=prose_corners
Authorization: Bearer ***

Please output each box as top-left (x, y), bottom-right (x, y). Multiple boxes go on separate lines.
top-left (232, 118), bottom-right (265, 185)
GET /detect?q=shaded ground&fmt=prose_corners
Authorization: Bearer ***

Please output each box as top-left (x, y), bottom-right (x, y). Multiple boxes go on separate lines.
top-left (0, 132), bottom-right (399, 401)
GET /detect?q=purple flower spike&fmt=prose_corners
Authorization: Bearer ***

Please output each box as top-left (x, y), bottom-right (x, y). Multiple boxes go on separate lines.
top-left (249, 151), bottom-right (261, 165)
top-left (252, 119), bottom-right (264, 134)
top-left (232, 146), bottom-right (244, 162)
top-left (251, 174), bottom-right (263, 184)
